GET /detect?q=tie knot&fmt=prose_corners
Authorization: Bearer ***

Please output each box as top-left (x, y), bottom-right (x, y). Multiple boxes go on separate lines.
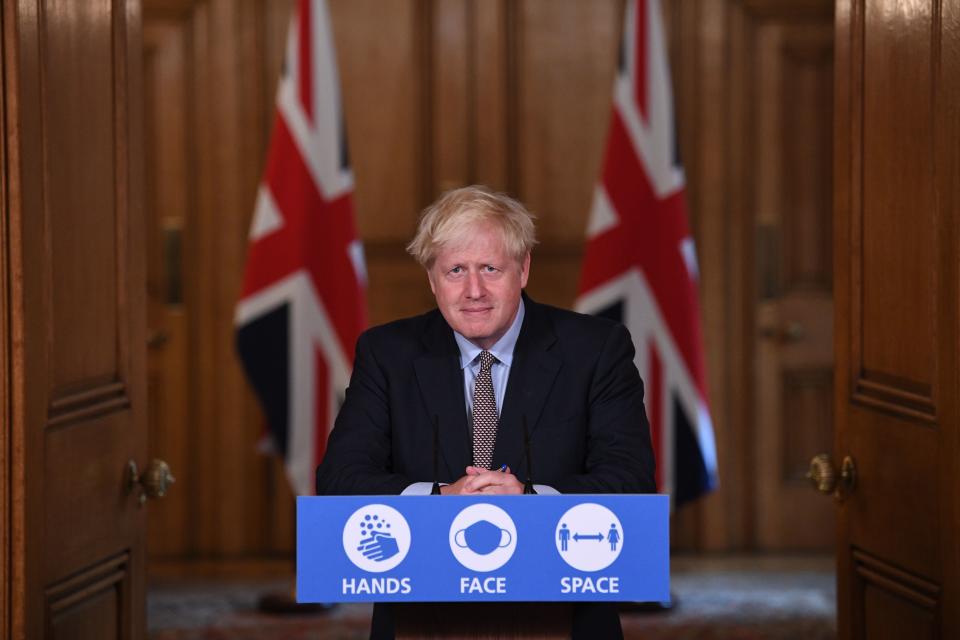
top-left (479, 350), bottom-right (496, 371)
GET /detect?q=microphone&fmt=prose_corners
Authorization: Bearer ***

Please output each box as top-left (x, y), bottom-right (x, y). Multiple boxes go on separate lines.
top-left (522, 416), bottom-right (537, 495)
top-left (431, 415), bottom-right (442, 495)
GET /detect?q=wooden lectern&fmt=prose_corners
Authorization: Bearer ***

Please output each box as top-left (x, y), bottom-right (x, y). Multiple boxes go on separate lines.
top-left (393, 603), bottom-right (572, 639)
top-left (296, 494), bottom-right (669, 639)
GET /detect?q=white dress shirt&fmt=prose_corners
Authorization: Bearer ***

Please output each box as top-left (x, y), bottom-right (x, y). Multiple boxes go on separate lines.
top-left (402, 299), bottom-right (557, 495)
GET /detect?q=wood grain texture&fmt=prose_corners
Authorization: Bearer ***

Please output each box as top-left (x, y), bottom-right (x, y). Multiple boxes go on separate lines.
top-left (143, 0), bottom-right (296, 566)
top-left (835, 0), bottom-right (959, 636)
top-left (5, 0), bottom-right (148, 636)
top-left (857, 0), bottom-right (935, 397)
top-left (474, 0), bottom-right (510, 191)
top-left (144, 18), bottom-right (192, 558)
top-left (939, 2), bottom-right (960, 636)
top-left (0, 0), bottom-right (10, 633)
top-left (330, 0), bottom-right (425, 243)
top-left (44, 0), bottom-right (121, 395)
top-left (751, 11), bottom-right (835, 551)
top-left (515, 0), bottom-right (619, 247)
top-left (139, 0), bottom-right (849, 570)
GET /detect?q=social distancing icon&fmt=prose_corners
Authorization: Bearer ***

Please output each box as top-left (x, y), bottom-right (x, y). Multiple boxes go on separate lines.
top-left (555, 503), bottom-right (623, 572)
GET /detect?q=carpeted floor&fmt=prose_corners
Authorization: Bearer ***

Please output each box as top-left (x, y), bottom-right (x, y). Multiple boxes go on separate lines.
top-left (148, 555), bottom-right (836, 639)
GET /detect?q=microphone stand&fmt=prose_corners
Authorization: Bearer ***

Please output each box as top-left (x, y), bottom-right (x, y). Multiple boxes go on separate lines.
top-left (431, 415), bottom-right (442, 495)
top-left (522, 416), bottom-right (537, 495)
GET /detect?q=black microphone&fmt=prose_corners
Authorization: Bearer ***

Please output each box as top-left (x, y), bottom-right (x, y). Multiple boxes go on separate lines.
top-left (522, 416), bottom-right (537, 495)
top-left (431, 415), bottom-right (442, 495)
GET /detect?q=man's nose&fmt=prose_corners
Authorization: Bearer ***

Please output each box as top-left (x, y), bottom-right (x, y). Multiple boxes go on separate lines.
top-left (465, 270), bottom-right (485, 298)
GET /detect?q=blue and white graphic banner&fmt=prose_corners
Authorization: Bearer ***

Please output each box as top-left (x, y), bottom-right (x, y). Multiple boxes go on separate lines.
top-left (297, 495), bottom-right (669, 602)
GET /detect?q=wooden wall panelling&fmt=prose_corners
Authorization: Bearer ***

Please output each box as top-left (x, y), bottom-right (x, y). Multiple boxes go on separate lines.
top-left (187, 0), bottom-right (290, 559)
top-left (144, 0), bottom-right (297, 571)
top-left (514, 0), bottom-right (620, 309)
top-left (661, 0), bottom-right (699, 550)
top-left (329, 0), bottom-right (435, 326)
top-left (212, 0), bottom-right (264, 558)
top-left (138, 0), bottom-right (850, 566)
top-left (0, 0), bottom-right (10, 629)
top-left (662, 0), bottom-right (834, 553)
top-left (256, 0), bottom-right (299, 557)
top-left (329, 0), bottom-right (426, 238)
top-left (664, 0), bottom-right (746, 552)
top-left (750, 6), bottom-right (835, 550)
top-left (714, 0), bottom-right (751, 553)
top-left (432, 0), bottom-right (470, 193)
top-left (474, 0), bottom-right (509, 191)
top-left (144, 16), bottom-right (193, 559)
top-left (185, 0), bottom-right (216, 561)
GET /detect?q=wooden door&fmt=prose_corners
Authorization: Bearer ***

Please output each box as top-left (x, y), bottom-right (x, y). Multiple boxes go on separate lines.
top-left (143, 10), bottom-right (195, 566)
top-left (833, 0), bottom-right (959, 637)
top-left (747, 5), bottom-right (836, 551)
top-left (4, 0), bottom-right (153, 637)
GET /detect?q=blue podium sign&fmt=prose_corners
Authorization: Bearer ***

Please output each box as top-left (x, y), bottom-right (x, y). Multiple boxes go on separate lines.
top-left (297, 495), bottom-right (669, 603)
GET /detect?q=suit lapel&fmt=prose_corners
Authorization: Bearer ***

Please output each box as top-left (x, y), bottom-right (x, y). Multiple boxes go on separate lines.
top-left (493, 297), bottom-right (561, 476)
top-left (413, 311), bottom-right (471, 479)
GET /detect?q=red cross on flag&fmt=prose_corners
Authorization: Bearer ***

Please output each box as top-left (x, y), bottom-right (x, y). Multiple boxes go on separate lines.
top-left (235, 0), bottom-right (366, 496)
top-left (575, 0), bottom-right (718, 506)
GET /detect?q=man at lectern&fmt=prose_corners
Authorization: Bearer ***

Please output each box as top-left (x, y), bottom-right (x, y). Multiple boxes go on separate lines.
top-left (316, 185), bottom-right (656, 639)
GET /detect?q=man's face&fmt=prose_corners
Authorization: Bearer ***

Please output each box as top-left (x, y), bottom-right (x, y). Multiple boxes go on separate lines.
top-left (427, 223), bottom-right (530, 350)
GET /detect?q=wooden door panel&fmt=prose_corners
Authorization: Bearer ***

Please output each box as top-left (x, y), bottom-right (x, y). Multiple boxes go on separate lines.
top-left (44, 0), bottom-right (122, 391)
top-left (852, 550), bottom-right (939, 640)
top-left (43, 416), bottom-right (136, 581)
top-left (835, 0), bottom-right (958, 636)
top-left (846, 408), bottom-right (938, 575)
top-left (854, 0), bottom-right (937, 414)
top-left (5, 0), bottom-right (147, 637)
top-left (842, 0), bottom-right (939, 576)
top-left (45, 553), bottom-right (132, 640)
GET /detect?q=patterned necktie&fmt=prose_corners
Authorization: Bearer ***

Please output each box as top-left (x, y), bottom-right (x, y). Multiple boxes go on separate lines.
top-left (472, 350), bottom-right (499, 470)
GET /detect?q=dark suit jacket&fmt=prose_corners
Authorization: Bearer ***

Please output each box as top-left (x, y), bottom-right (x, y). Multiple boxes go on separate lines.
top-left (317, 295), bottom-right (655, 494)
top-left (316, 295), bottom-right (656, 638)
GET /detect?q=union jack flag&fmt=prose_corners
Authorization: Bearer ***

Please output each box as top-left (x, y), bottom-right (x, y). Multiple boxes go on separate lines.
top-left (235, 0), bottom-right (366, 496)
top-left (575, 0), bottom-right (718, 506)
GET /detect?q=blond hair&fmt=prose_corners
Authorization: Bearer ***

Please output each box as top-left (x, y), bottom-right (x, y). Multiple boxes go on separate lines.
top-left (406, 185), bottom-right (537, 268)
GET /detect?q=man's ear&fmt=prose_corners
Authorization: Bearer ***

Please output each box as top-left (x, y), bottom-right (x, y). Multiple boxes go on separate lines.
top-left (520, 252), bottom-right (531, 288)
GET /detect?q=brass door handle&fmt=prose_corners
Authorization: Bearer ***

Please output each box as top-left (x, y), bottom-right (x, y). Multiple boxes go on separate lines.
top-left (806, 454), bottom-right (856, 500)
top-left (127, 459), bottom-right (176, 505)
top-left (147, 330), bottom-right (170, 349)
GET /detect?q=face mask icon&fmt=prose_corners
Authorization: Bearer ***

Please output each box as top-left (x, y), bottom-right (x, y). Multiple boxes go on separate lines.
top-left (454, 519), bottom-right (512, 555)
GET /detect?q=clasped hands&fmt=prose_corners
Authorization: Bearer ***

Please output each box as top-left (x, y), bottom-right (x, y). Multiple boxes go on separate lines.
top-left (439, 465), bottom-right (524, 495)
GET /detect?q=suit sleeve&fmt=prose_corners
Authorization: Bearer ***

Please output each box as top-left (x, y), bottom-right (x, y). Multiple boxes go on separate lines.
top-left (315, 332), bottom-right (414, 495)
top-left (554, 323), bottom-right (657, 494)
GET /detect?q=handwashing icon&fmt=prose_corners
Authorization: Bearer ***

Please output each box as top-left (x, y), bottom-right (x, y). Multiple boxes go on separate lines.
top-left (454, 520), bottom-right (512, 555)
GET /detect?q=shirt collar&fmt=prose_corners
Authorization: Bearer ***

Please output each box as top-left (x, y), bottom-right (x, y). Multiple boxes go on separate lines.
top-left (454, 298), bottom-right (525, 370)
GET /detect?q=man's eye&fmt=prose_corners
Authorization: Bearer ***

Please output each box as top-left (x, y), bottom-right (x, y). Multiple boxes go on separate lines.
top-left (483, 265), bottom-right (498, 273)
top-left (449, 266), bottom-right (463, 274)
